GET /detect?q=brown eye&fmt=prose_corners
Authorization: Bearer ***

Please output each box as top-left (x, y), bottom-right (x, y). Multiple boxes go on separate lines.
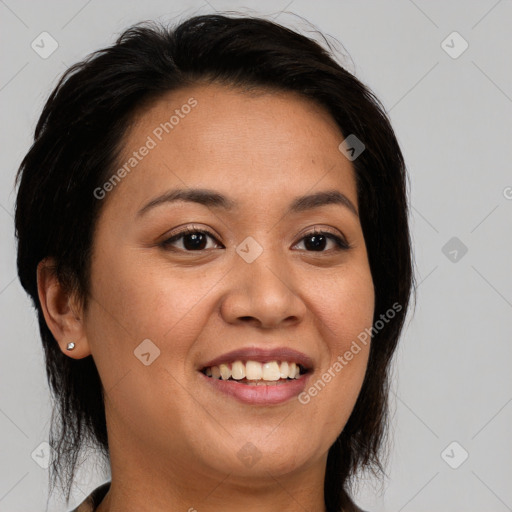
top-left (161, 228), bottom-right (222, 251)
top-left (294, 230), bottom-right (350, 252)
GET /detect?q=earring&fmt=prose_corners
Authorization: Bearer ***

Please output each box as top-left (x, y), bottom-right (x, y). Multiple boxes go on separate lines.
top-left (66, 342), bottom-right (76, 351)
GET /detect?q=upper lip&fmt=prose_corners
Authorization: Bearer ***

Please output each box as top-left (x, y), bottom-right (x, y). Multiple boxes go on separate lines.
top-left (199, 346), bottom-right (314, 370)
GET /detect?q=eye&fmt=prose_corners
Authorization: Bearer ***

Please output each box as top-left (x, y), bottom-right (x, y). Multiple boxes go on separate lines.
top-left (293, 229), bottom-right (350, 252)
top-left (160, 226), bottom-right (223, 251)
top-left (160, 226), bottom-right (350, 253)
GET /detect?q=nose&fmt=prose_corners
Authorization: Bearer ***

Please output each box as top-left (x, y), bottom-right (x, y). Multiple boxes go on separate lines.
top-left (219, 245), bottom-right (307, 329)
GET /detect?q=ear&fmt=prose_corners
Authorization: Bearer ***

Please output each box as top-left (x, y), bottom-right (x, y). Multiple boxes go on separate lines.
top-left (37, 258), bottom-right (92, 359)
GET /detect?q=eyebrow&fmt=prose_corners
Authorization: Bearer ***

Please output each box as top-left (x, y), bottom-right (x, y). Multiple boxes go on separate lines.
top-left (137, 187), bottom-right (358, 218)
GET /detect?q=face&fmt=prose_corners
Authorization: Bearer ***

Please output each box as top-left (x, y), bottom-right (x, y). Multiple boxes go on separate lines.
top-left (83, 83), bottom-right (374, 484)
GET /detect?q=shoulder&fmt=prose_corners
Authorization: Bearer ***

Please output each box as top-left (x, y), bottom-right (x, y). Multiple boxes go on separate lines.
top-left (68, 481), bottom-right (111, 512)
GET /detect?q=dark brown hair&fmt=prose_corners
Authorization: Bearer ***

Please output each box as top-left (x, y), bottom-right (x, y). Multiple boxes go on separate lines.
top-left (15, 13), bottom-right (414, 512)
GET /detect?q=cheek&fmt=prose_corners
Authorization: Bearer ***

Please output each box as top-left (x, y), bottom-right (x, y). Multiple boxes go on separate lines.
top-left (298, 260), bottom-right (374, 427)
top-left (88, 248), bottom-right (221, 341)
top-left (83, 252), bottom-right (218, 434)
top-left (83, 248), bottom-right (218, 397)
top-left (311, 260), bottom-right (375, 358)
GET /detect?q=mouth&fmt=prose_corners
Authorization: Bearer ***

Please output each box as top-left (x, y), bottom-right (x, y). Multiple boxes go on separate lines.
top-left (198, 347), bottom-right (313, 405)
top-left (201, 360), bottom-right (310, 385)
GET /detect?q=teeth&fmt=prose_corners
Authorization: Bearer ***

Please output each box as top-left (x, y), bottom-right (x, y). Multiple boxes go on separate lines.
top-left (219, 363), bottom-right (230, 380)
top-left (245, 360), bottom-right (262, 380)
top-left (204, 360), bottom-right (305, 381)
top-left (231, 360), bottom-right (245, 380)
top-left (262, 361), bottom-right (280, 381)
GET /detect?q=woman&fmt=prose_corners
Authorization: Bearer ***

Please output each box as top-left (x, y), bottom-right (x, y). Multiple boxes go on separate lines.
top-left (15, 13), bottom-right (413, 512)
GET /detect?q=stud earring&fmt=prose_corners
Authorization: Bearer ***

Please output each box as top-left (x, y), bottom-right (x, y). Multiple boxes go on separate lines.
top-left (66, 342), bottom-right (76, 351)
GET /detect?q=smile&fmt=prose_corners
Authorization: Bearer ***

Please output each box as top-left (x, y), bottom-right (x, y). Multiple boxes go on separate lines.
top-left (201, 360), bottom-right (308, 384)
top-left (198, 347), bottom-right (314, 404)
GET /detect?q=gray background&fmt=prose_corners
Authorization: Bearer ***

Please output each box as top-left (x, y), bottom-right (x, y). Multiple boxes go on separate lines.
top-left (1, 0), bottom-right (511, 510)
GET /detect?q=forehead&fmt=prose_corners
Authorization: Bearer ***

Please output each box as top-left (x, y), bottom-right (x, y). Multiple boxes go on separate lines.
top-left (104, 83), bottom-right (358, 216)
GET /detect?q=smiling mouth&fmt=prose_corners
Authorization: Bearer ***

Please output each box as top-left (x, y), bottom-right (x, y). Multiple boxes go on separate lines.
top-left (201, 360), bottom-right (310, 385)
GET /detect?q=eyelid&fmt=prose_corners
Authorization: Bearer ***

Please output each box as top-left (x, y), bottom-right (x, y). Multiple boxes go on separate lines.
top-left (296, 225), bottom-right (347, 242)
top-left (292, 226), bottom-right (350, 251)
top-left (160, 224), bottom-right (350, 253)
top-left (160, 224), bottom-right (223, 248)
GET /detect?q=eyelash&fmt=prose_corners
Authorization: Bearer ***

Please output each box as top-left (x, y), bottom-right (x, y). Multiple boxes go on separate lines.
top-left (160, 226), bottom-right (350, 253)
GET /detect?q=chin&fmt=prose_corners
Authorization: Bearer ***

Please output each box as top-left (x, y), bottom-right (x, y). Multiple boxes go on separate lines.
top-left (201, 430), bottom-right (322, 481)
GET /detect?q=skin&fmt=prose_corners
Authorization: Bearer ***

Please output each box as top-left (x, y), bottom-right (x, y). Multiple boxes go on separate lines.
top-left (38, 83), bottom-right (375, 512)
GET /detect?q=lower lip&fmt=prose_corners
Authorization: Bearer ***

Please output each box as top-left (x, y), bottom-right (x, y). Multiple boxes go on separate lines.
top-left (200, 372), bottom-right (310, 405)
